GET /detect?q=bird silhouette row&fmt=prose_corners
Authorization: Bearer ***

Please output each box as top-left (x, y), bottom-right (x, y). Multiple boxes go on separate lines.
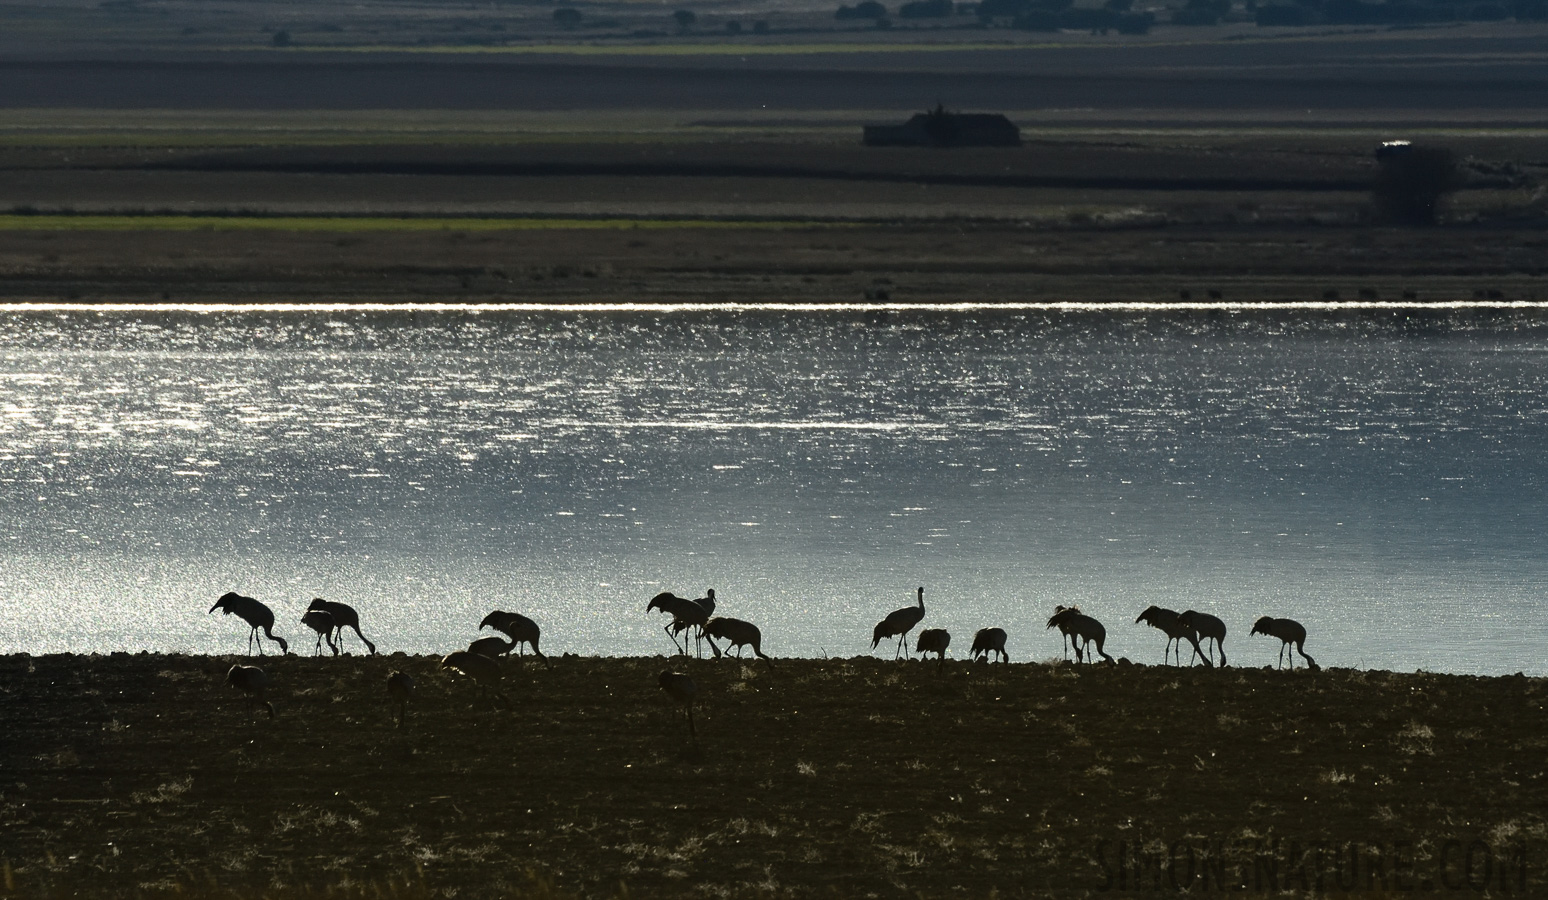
top-left (212, 587), bottom-right (1319, 724)
top-left (209, 587), bottom-right (1317, 670)
top-left (215, 585), bottom-right (1318, 724)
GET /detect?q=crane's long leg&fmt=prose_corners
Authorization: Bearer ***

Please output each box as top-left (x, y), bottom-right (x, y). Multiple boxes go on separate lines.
top-left (663, 623), bottom-right (684, 655)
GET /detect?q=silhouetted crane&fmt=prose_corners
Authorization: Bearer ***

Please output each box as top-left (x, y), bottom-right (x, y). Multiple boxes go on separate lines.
top-left (970, 627), bottom-right (1009, 663)
top-left (386, 670), bottom-right (414, 728)
top-left (306, 598), bottom-right (376, 655)
top-left (647, 591), bottom-right (711, 656)
top-left (657, 669), bottom-right (699, 738)
top-left (1251, 616), bottom-right (1318, 670)
top-left (1136, 605), bottom-right (1210, 667)
top-left (1179, 609), bottom-right (1227, 666)
top-left (703, 616), bottom-right (775, 670)
top-left (225, 664), bottom-right (274, 719)
top-left (209, 592), bottom-right (288, 655)
top-left (1046, 607), bottom-right (1114, 664)
top-left (479, 610), bottom-right (551, 669)
top-left (872, 587), bottom-right (926, 659)
top-left (300, 609), bottom-right (338, 656)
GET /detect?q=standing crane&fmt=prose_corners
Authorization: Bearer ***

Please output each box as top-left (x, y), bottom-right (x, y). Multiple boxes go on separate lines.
top-left (871, 587), bottom-right (926, 659)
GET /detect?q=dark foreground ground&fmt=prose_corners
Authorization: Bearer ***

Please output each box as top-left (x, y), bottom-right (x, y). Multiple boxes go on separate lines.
top-left (3, 653), bottom-right (1546, 898)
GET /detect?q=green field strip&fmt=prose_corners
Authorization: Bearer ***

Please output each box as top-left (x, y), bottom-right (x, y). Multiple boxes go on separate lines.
top-left (263, 40), bottom-right (1061, 56)
top-left (0, 214), bottom-right (842, 231)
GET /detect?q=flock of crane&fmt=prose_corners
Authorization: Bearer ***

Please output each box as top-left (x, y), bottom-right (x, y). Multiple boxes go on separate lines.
top-left (209, 587), bottom-right (1319, 731)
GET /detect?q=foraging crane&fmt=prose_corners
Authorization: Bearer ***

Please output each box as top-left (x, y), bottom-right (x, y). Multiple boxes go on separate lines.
top-left (1047, 604), bottom-right (1081, 660)
top-left (468, 635), bottom-right (515, 659)
top-left (1135, 605), bottom-right (1210, 667)
top-left (657, 669), bottom-right (700, 738)
top-left (386, 670), bottom-right (414, 728)
top-left (306, 598), bottom-right (376, 655)
top-left (646, 591), bottom-right (711, 656)
top-left (225, 664), bottom-right (275, 719)
top-left (300, 609), bottom-right (338, 656)
top-left (479, 610), bottom-right (551, 669)
top-left (703, 616), bottom-right (775, 670)
top-left (871, 587), bottom-right (926, 659)
top-left (915, 628), bottom-right (950, 668)
top-left (1179, 609), bottom-right (1227, 666)
top-left (1250, 616), bottom-right (1318, 670)
top-left (439, 650), bottom-right (506, 707)
top-left (209, 592), bottom-right (288, 655)
top-left (970, 627), bottom-right (1009, 663)
top-left (1046, 607), bottom-right (1114, 664)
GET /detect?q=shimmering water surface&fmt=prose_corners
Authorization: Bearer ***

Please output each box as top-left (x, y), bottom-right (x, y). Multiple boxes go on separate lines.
top-left (3, 307), bottom-right (1547, 674)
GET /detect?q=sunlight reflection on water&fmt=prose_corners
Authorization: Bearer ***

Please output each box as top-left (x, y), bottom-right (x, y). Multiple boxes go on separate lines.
top-left (2, 305), bottom-right (1547, 674)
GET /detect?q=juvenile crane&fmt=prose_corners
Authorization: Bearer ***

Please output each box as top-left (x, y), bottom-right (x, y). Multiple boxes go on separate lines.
top-left (307, 598), bottom-right (376, 655)
top-left (386, 670), bottom-right (414, 728)
top-left (1136, 605), bottom-right (1210, 668)
top-left (225, 664), bottom-right (275, 719)
top-left (703, 616), bottom-right (775, 670)
top-left (1179, 609), bottom-right (1227, 666)
top-left (1251, 616), bottom-right (1318, 670)
top-left (871, 586), bottom-right (926, 659)
top-left (1046, 607), bottom-right (1114, 664)
top-left (970, 627), bottom-right (1009, 663)
top-left (209, 592), bottom-right (288, 656)
top-left (300, 609), bottom-right (338, 656)
top-left (915, 628), bottom-right (951, 668)
top-left (479, 610), bottom-right (551, 669)
top-left (657, 669), bottom-right (700, 738)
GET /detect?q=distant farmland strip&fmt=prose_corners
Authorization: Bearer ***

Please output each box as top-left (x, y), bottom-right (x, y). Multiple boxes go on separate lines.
top-left (139, 159), bottom-right (1370, 192)
top-left (0, 214), bottom-right (839, 231)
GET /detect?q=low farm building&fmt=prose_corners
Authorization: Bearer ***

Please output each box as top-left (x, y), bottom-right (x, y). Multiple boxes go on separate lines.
top-left (863, 106), bottom-right (1021, 147)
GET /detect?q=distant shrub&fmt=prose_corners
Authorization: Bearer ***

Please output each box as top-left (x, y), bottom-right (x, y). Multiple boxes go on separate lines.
top-left (899, 0), bottom-right (954, 15)
top-left (552, 7), bottom-right (582, 27)
top-left (836, 0), bottom-right (888, 17)
top-left (1012, 7), bottom-right (1061, 27)
top-left (271, 29), bottom-right (291, 46)
top-left (1114, 10), bottom-right (1155, 29)
top-left (724, 19), bottom-right (742, 31)
top-left (752, 18), bottom-right (771, 31)
top-left (1059, 6), bottom-right (1117, 26)
top-left (672, 9), bottom-right (696, 28)
top-left (977, 0), bottom-right (1029, 17)
top-left (1171, 5), bottom-right (1221, 21)
top-left (1373, 144), bottom-right (1461, 225)
top-left (1256, 3), bottom-right (1314, 22)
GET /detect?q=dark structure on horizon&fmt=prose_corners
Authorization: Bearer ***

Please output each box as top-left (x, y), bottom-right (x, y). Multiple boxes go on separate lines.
top-left (863, 105), bottom-right (1021, 147)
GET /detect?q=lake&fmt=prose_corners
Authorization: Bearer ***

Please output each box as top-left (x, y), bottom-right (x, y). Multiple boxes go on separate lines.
top-left (2, 304), bottom-right (1545, 674)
